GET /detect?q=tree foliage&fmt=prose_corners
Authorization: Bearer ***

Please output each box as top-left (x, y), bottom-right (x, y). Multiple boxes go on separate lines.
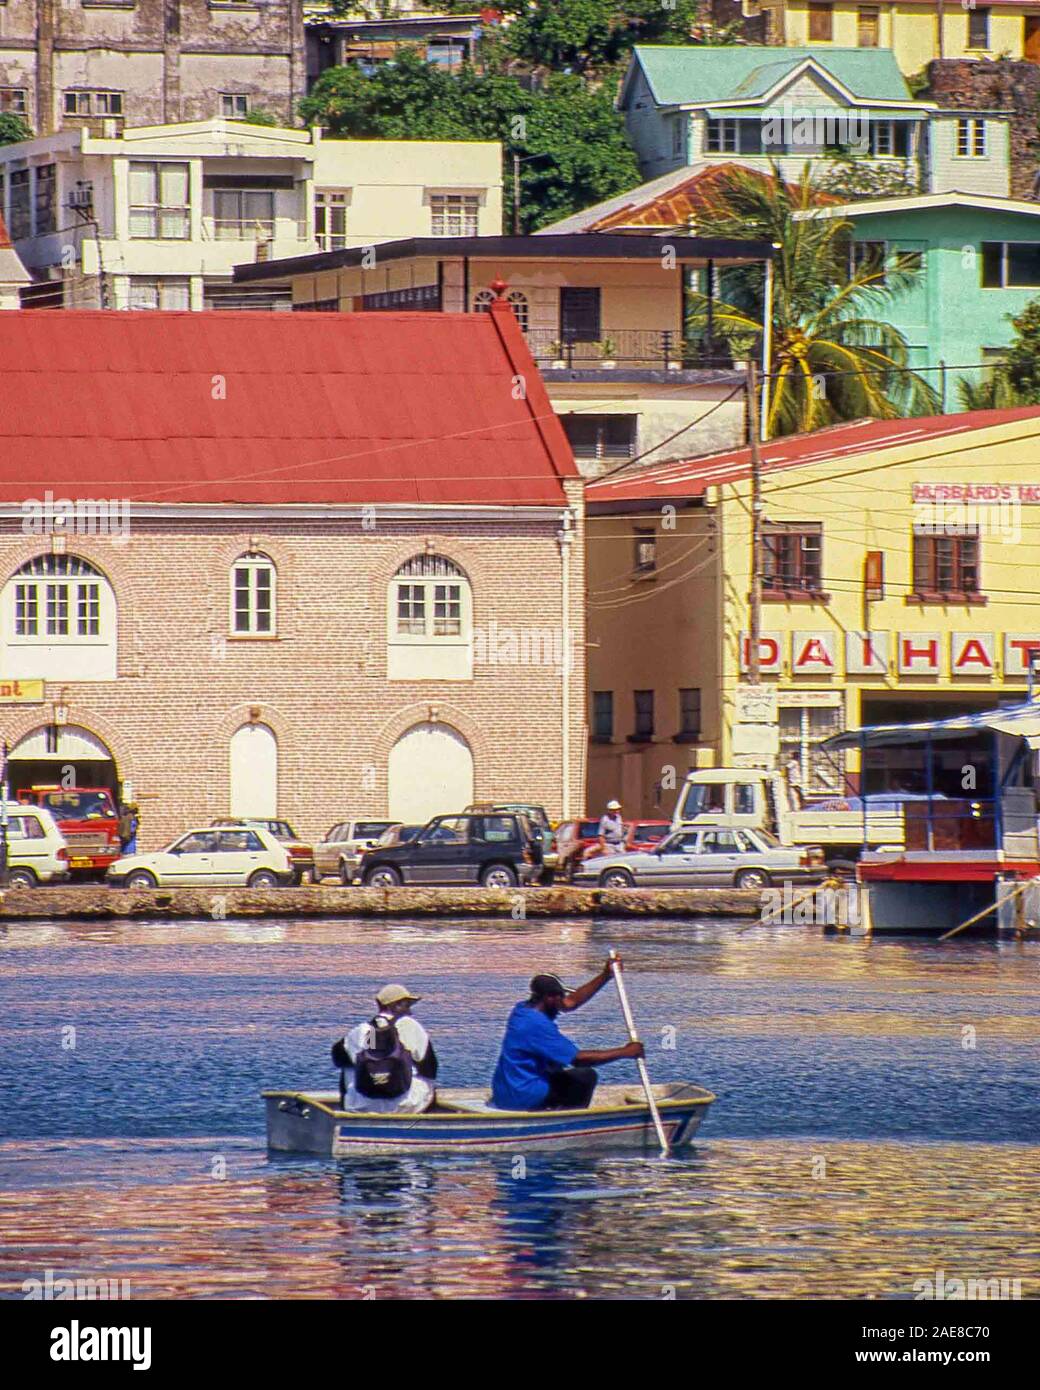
top-left (686, 163), bottom-right (938, 437)
top-left (299, 50), bottom-right (641, 230)
top-left (0, 113), bottom-right (32, 147)
top-left (502, 0), bottom-right (709, 73)
top-left (958, 299), bottom-right (1040, 408)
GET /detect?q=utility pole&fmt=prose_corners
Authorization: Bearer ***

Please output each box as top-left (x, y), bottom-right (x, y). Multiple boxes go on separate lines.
top-left (746, 358), bottom-right (764, 686)
top-left (513, 152), bottom-right (521, 236)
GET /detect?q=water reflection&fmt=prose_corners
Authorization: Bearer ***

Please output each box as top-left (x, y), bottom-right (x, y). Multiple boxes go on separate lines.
top-left (1, 916), bottom-right (1038, 1299)
top-left (2, 1140), bottom-right (1038, 1300)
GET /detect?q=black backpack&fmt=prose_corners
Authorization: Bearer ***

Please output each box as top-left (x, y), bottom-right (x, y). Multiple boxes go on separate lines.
top-left (353, 1014), bottom-right (414, 1100)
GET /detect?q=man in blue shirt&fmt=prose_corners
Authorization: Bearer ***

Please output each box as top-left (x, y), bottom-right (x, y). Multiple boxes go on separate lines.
top-left (491, 958), bottom-right (644, 1111)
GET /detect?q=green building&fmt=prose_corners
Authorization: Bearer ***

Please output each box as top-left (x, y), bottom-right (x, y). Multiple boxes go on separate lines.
top-left (808, 193), bottom-right (1040, 409)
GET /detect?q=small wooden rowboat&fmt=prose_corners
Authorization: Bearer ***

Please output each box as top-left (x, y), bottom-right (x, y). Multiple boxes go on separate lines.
top-left (263, 1082), bottom-right (715, 1157)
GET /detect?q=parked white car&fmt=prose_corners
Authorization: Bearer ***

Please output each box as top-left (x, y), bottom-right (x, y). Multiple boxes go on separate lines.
top-left (1, 802), bottom-right (70, 887)
top-left (107, 825), bottom-right (293, 889)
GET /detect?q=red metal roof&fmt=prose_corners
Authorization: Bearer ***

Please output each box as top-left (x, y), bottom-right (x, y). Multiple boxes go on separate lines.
top-left (0, 304), bottom-right (577, 507)
top-left (586, 408), bottom-right (1040, 506)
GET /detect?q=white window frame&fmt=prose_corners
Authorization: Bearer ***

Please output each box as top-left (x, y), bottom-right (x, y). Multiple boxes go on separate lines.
top-left (230, 555), bottom-right (276, 636)
top-left (473, 287), bottom-right (529, 332)
top-left (0, 88), bottom-right (27, 115)
top-left (387, 555), bottom-right (471, 648)
top-left (128, 161), bottom-right (190, 240)
top-left (429, 192), bottom-right (480, 237)
top-left (127, 276), bottom-right (191, 311)
top-left (315, 190), bottom-right (349, 250)
top-left (705, 118), bottom-right (738, 154)
top-left (956, 117), bottom-right (986, 158)
top-left (7, 555), bottom-right (112, 645)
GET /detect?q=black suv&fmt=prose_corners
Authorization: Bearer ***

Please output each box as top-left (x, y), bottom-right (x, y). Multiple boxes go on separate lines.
top-left (354, 812), bottom-right (543, 889)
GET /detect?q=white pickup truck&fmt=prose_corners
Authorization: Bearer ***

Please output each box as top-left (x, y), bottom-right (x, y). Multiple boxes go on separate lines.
top-left (671, 768), bottom-right (906, 865)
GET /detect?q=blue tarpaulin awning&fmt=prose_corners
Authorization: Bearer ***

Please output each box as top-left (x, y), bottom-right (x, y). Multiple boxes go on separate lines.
top-left (821, 701), bottom-right (1040, 752)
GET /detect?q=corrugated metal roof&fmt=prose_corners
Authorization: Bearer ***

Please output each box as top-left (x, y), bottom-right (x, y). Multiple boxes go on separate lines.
top-left (0, 306), bottom-right (578, 507)
top-left (586, 408), bottom-right (1040, 506)
top-left (627, 45), bottom-right (912, 107)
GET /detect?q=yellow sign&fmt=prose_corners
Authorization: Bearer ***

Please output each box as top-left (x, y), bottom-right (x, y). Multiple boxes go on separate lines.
top-left (0, 679), bottom-right (45, 704)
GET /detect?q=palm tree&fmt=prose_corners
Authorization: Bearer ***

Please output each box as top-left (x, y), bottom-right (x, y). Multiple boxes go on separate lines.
top-left (686, 163), bottom-right (939, 438)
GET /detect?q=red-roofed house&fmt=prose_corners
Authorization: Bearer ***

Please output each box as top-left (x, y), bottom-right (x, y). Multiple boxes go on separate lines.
top-left (583, 408), bottom-right (1040, 817)
top-left (0, 298), bottom-right (585, 848)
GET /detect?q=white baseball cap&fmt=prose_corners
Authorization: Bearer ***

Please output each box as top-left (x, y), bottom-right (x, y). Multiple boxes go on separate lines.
top-left (607, 799), bottom-right (622, 810)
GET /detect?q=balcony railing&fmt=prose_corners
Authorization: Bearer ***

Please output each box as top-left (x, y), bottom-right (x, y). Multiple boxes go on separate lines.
top-left (524, 328), bottom-right (735, 371)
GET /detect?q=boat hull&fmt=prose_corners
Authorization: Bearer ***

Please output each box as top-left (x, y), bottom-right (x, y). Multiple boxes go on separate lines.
top-left (263, 1083), bottom-right (715, 1156)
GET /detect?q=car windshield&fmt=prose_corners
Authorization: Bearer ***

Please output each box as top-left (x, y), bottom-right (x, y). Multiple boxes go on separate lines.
top-left (266, 822), bottom-right (295, 839)
top-left (678, 783), bottom-right (730, 817)
top-left (751, 828), bottom-right (780, 847)
top-left (355, 821), bottom-right (395, 839)
top-left (631, 823), bottom-right (666, 841)
top-left (41, 790), bottom-right (115, 819)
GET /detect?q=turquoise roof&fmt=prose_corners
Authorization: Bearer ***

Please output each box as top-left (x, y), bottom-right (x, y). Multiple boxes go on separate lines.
top-left (628, 45), bottom-right (913, 107)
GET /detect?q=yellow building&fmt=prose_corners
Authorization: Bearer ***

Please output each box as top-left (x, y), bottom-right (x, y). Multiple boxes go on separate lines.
top-left (585, 406), bottom-right (1040, 816)
top-left (763, 1), bottom-right (1040, 73)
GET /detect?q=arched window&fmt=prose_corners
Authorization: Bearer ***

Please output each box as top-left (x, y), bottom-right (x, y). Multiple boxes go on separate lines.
top-left (2, 554), bottom-right (117, 680)
top-left (231, 554), bottom-right (276, 635)
top-left (472, 288), bottom-right (530, 333)
top-left (388, 554), bottom-right (472, 681)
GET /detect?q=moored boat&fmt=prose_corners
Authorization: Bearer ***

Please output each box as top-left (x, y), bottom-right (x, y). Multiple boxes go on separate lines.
top-left (263, 1082), bottom-right (715, 1156)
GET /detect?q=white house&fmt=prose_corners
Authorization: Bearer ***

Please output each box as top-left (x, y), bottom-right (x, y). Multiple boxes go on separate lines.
top-left (0, 119), bottom-right (503, 310)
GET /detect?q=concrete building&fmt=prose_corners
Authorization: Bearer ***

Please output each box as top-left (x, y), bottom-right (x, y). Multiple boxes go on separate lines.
top-left (0, 119), bottom-right (502, 309)
top-left (619, 44), bottom-right (1012, 196)
top-left (800, 192), bottom-right (1040, 404)
top-left (584, 408), bottom-right (1040, 816)
top-left (0, 1), bottom-right (306, 136)
top-left (0, 297), bottom-right (585, 849)
top-left (234, 232), bottom-right (776, 471)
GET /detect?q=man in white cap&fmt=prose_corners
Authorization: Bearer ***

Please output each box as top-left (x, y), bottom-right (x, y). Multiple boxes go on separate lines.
top-left (592, 799), bottom-right (627, 859)
top-left (335, 984), bottom-right (438, 1114)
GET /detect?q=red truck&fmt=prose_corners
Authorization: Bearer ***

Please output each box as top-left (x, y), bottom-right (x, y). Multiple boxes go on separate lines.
top-left (16, 786), bottom-right (122, 877)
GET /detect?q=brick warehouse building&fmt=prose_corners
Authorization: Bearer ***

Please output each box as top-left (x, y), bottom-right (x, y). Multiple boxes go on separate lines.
top-left (0, 299), bottom-right (585, 851)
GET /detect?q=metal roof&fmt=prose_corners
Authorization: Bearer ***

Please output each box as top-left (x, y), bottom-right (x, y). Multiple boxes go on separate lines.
top-left (233, 233), bottom-right (776, 283)
top-left (0, 304), bottom-right (578, 508)
top-left (822, 702), bottom-right (1040, 751)
top-left (585, 408), bottom-right (1040, 509)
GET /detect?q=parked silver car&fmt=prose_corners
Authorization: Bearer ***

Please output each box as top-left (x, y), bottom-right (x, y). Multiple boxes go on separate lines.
top-left (312, 819), bottom-right (401, 882)
top-left (572, 827), bottom-right (825, 890)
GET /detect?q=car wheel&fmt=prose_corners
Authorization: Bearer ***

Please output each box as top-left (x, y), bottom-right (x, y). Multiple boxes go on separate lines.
top-left (736, 868), bottom-right (770, 891)
top-left (600, 868), bottom-right (634, 889)
top-left (125, 869), bottom-right (158, 890)
top-left (339, 859), bottom-right (354, 886)
top-left (482, 864), bottom-right (517, 889)
top-left (7, 867), bottom-right (37, 889)
top-left (365, 865), bottom-right (402, 888)
top-left (538, 867), bottom-right (556, 886)
top-left (248, 870), bottom-right (281, 889)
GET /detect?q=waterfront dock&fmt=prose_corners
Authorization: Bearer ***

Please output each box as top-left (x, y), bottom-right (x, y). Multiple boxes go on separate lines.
top-left (0, 883), bottom-right (760, 922)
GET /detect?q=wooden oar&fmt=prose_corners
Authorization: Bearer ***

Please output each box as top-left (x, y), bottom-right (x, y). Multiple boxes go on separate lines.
top-left (608, 949), bottom-right (670, 1158)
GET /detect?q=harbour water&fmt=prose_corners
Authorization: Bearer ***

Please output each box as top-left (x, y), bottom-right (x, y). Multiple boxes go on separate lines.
top-left (1, 916), bottom-right (1038, 1300)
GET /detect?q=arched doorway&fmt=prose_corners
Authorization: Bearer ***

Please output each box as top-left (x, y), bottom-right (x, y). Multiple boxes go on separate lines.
top-left (229, 723), bottom-right (278, 818)
top-left (388, 722), bottom-right (473, 824)
top-left (5, 724), bottom-right (119, 799)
